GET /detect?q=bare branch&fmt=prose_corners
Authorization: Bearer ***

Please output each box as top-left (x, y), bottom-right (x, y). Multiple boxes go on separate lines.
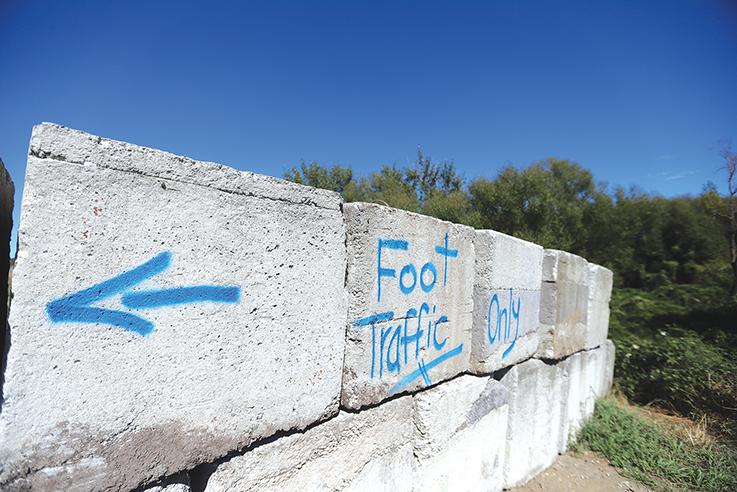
top-left (720, 147), bottom-right (737, 197)
top-left (718, 144), bottom-right (737, 296)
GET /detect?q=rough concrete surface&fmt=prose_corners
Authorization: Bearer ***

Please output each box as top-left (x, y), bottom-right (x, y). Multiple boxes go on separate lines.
top-left (553, 357), bottom-right (573, 454)
top-left (538, 249), bottom-right (589, 359)
top-left (471, 230), bottom-right (543, 374)
top-left (203, 396), bottom-right (415, 492)
top-left (142, 474), bottom-right (190, 492)
top-left (560, 344), bottom-right (613, 453)
top-left (27, 123), bottom-right (340, 210)
top-left (144, 486), bottom-right (190, 492)
top-left (604, 339), bottom-right (616, 394)
top-left (413, 375), bottom-right (509, 492)
top-left (544, 359), bottom-right (570, 460)
top-left (342, 202), bottom-right (475, 409)
top-left (499, 358), bottom-right (566, 488)
top-left (586, 263), bottom-right (613, 350)
top-left (0, 124), bottom-right (347, 491)
top-left (561, 351), bottom-right (586, 449)
top-left (583, 345), bottom-right (609, 417)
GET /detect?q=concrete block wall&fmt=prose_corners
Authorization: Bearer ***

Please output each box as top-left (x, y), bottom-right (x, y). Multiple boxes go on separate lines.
top-left (586, 264), bottom-right (614, 350)
top-left (0, 124), bottom-right (616, 492)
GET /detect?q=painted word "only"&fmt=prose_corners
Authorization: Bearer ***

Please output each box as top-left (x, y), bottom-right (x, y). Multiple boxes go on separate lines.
top-left (487, 288), bottom-right (522, 359)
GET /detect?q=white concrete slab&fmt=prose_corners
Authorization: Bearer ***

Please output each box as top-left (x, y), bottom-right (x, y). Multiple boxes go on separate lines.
top-left (203, 397), bottom-right (415, 492)
top-left (498, 358), bottom-right (568, 488)
top-left (585, 263), bottom-right (613, 349)
top-left (413, 375), bottom-right (509, 492)
top-left (471, 230), bottom-right (543, 374)
top-left (538, 249), bottom-right (589, 359)
top-left (342, 202), bottom-right (474, 409)
top-left (0, 124), bottom-right (347, 491)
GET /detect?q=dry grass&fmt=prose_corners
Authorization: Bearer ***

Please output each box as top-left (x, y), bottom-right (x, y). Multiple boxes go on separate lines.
top-left (631, 402), bottom-right (714, 447)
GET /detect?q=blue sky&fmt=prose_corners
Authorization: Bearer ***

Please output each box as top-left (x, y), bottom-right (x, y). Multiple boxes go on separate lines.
top-left (1, 1), bottom-right (736, 254)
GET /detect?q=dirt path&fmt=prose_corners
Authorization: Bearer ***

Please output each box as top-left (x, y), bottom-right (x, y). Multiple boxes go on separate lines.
top-left (512, 451), bottom-right (651, 492)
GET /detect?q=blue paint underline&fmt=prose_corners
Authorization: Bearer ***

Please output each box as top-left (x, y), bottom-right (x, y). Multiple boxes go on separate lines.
top-left (389, 343), bottom-right (464, 395)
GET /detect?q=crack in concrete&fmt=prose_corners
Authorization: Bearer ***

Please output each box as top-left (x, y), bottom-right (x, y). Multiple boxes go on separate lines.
top-left (28, 148), bottom-right (339, 212)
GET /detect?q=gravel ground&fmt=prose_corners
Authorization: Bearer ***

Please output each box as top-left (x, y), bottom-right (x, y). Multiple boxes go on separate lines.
top-left (512, 451), bottom-right (652, 492)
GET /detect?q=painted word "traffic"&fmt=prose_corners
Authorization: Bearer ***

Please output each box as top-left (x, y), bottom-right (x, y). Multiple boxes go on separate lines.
top-left (355, 304), bottom-right (463, 395)
top-left (355, 233), bottom-right (464, 394)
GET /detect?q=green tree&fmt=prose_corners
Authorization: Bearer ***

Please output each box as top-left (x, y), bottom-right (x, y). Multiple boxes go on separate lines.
top-left (703, 146), bottom-right (737, 296)
top-left (422, 190), bottom-right (479, 226)
top-left (723, 147), bottom-right (737, 296)
top-left (355, 166), bottom-right (420, 212)
top-left (284, 161), bottom-right (356, 195)
top-left (404, 148), bottom-right (463, 203)
top-left (468, 158), bottom-right (600, 251)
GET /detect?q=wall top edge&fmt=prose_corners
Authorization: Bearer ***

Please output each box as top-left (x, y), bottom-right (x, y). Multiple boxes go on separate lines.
top-left (29, 123), bottom-right (343, 211)
top-left (475, 229), bottom-right (544, 251)
top-left (343, 201), bottom-right (475, 231)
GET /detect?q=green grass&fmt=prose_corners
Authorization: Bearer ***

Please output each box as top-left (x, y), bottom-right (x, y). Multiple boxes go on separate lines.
top-left (573, 398), bottom-right (737, 492)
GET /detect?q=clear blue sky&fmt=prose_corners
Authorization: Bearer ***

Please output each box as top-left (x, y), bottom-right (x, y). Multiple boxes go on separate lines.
top-left (2, 1), bottom-right (736, 254)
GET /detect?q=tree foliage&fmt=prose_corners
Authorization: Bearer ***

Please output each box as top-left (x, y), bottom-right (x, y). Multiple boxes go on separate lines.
top-left (285, 153), bottom-right (733, 290)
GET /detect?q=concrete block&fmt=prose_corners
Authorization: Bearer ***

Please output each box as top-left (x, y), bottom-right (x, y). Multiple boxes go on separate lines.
top-left (585, 263), bottom-right (613, 349)
top-left (0, 124), bottom-right (347, 491)
top-left (537, 360), bottom-right (569, 471)
top-left (143, 474), bottom-right (190, 492)
top-left (560, 351), bottom-right (585, 450)
top-left (552, 357), bottom-right (572, 454)
top-left (603, 339), bottom-right (616, 395)
top-left (592, 342), bottom-right (613, 399)
top-left (203, 396), bottom-right (415, 492)
top-left (145, 486), bottom-right (190, 492)
top-left (498, 358), bottom-right (568, 488)
top-left (588, 263), bottom-right (613, 303)
top-left (413, 375), bottom-right (509, 492)
top-left (342, 202), bottom-right (474, 409)
top-left (562, 343), bottom-right (608, 453)
top-left (581, 347), bottom-right (604, 420)
top-left (538, 249), bottom-right (589, 359)
top-left (471, 230), bottom-right (543, 374)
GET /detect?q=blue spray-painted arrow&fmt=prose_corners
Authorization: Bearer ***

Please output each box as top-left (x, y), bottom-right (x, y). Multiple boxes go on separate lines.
top-left (46, 251), bottom-right (240, 336)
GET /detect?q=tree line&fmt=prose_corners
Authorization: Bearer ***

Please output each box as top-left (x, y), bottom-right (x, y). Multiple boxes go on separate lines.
top-left (285, 149), bottom-right (736, 292)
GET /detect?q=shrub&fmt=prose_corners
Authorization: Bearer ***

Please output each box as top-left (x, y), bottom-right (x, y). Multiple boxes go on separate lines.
top-left (609, 285), bottom-right (737, 442)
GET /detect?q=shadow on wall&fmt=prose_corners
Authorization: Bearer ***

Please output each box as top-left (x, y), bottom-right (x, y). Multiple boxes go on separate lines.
top-left (0, 158), bottom-right (14, 407)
